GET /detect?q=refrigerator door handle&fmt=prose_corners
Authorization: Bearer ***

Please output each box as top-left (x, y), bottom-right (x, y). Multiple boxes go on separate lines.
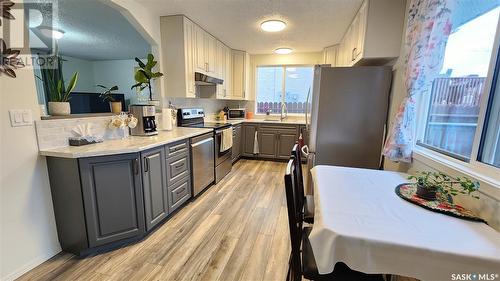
top-left (301, 145), bottom-right (309, 157)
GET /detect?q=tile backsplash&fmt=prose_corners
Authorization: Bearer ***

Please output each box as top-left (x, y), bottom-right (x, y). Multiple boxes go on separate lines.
top-left (35, 116), bottom-right (129, 150)
top-left (166, 97), bottom-right (248, 116)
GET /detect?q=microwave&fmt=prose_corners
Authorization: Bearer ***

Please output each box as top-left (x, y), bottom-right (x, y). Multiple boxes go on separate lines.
top-left (227, 108), bottom-right (246, 119)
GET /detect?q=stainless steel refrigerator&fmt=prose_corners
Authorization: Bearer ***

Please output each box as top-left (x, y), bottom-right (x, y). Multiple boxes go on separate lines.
top-left (304, 65), bottom-right (392, 191)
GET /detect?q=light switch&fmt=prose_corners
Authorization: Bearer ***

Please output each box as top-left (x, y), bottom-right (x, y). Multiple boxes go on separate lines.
top-left (9, 109), bottom-right (33, 127)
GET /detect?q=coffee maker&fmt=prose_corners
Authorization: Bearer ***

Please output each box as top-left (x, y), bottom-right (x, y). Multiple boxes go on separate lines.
top-left (129, 105), bottom-right (158, 136)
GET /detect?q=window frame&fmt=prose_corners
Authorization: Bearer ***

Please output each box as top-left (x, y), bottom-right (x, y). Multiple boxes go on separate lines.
top-left (414, 17), bottom-right (500, 190)
top-left (254, 64), bottom-right (314, 116)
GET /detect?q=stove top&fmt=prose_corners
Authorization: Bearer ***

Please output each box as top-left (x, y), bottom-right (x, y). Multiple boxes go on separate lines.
top-left (183, 122), bottom-right (231, 129)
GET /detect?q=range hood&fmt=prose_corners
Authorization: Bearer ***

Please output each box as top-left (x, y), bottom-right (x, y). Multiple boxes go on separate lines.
top-left (195, 72), bottom-right (223, 85)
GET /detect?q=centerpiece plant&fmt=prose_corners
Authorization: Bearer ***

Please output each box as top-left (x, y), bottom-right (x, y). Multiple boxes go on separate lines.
top-left (408, 171), bottom-right (480, 201)
top-left (97, 84), bottom-right (121, 113)
top-left (131, 53), bottom-right (163, 105)
top-left (46, 71), bottom-right (79, 116)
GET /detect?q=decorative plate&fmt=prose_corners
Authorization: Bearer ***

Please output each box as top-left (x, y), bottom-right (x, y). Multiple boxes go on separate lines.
top-left (395, 183), bottom-right (487, 224)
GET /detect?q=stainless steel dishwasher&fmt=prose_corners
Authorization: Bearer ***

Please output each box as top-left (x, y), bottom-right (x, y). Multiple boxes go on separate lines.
top-left (191, 133), bottom-right (215, 196)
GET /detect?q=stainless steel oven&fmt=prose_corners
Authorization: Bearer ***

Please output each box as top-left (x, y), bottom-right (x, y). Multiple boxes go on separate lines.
top-left (214, 128), bottom-right (232, 182)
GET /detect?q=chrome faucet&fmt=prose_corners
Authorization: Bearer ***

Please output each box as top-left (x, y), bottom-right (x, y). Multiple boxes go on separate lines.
top-left (280, 103), bottom-right (288, 121)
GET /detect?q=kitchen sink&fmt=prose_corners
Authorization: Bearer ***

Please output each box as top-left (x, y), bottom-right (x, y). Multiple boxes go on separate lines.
top-left (263, 118), bottom-right (281, 122)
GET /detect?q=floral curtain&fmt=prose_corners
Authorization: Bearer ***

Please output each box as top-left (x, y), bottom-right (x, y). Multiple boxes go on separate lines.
top-left (383, 0), bottom-right (455, 162)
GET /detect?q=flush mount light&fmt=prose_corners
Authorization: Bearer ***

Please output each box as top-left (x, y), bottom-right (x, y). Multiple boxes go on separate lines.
top-left (274, 47), bottom-right (293, 55)
top-left (260, 20), bottom-right (286, 32)
top-left (39, 27), bottom-right (65, 40)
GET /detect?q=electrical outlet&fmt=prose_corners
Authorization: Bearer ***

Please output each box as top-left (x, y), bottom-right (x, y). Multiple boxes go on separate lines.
top-left (9, 109), bottom-right (33, 127)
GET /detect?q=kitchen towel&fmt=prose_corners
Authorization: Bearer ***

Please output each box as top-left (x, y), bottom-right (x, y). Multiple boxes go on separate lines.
top-left (253, 131), bottom-right (259, 154)
top-left (220, 127), bottom-right (233, 152)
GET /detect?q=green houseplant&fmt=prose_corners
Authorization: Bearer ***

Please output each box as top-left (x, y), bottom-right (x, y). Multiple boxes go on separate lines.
top-left (131, 54), bottom-right (163, 105)
top-left (97, 85), bottom-right (122, 113)
top-left (408, 171), bottom-right (480, 201)
top-left (46, 71), bottom-right (78, 116)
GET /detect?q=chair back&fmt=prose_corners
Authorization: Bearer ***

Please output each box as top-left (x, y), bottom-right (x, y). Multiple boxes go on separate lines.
top-left (284, 156), bottom-right (303, 281)
top-left (291, 144), bottom-right (305, 217)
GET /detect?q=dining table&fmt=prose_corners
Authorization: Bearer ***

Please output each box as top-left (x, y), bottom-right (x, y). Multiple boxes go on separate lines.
top-left (308, 165), bottom-right (500, 281)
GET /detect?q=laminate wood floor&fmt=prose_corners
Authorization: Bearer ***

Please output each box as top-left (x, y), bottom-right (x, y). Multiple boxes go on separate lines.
top-left (18, 160), bottom-right (291, 281)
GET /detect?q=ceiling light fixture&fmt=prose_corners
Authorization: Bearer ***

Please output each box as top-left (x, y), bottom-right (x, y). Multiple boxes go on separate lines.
top-left (39, 27), bottom-right (65, 40)
top-left (274, 47), bottom-right (293, 55)
top-left (260, 20), bottom-right (286, 32)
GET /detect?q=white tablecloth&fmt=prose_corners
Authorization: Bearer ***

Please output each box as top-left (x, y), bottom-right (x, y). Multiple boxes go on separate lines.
top-left (309, 165), bottom-right (500, 281)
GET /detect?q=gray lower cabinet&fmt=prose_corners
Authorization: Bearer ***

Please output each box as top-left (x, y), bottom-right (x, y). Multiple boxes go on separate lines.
top-left (232, 124), bottom-right (242, 162)
top-left (277, 131), bottom-right (299, 159)
top-left (141, 147), bottom-right (169, 231)
top-left (242, 123), bottom-right (299, 160)
top-left (242, 124), bottom-right (258, 157)
top-left (258, 130), bottom-right (278, 158)
top-left (46, 138), bottom-right (194, 256)
top-left (166, 140), bottom-right (192, 213)
top-left (79, 153), bottom-right (145, 248)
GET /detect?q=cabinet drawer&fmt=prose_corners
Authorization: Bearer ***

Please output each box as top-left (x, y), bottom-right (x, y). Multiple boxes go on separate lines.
top-left (166, 140), bottom-right (189, 158)
top-left (167, 153), bottom-right (189, 185)
top-left (169, 177), bottom-right (191, 211)
top-left (259, 124), bottom-right (298, 132)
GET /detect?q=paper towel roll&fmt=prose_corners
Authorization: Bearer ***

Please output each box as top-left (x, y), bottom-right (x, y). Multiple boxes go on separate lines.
top-left (161, 108), bottom-right (173, 131)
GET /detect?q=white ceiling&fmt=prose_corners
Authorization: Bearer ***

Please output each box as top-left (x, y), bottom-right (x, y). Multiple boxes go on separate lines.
top-left (137, 0), bottom-right (363, 54)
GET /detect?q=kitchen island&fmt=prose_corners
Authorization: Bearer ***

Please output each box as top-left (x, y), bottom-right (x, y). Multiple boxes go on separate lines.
top-left (41, 127), bottom-right (212, 256)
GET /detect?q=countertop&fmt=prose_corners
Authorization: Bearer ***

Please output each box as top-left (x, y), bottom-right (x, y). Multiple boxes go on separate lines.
top-left (39, 127), bottom-right (212, 159)
top-left (212, 118), bottom-right (307, 125)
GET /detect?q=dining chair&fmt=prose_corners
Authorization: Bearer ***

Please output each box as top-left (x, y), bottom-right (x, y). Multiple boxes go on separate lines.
top-left (284, 156), bottom-right (384, 281)
top-left (291, 144), bottom-right (314, 224)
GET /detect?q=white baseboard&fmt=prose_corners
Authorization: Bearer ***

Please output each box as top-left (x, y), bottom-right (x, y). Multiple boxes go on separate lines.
top-left (1, 247), bottom-right (61, 281)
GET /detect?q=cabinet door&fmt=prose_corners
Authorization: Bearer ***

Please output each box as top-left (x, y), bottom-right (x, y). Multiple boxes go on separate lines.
top-left (277, 132), bottom-right (298, 160)
top-left (242, 125), bottom-right (257, 156)
top-left (194, 26), bottom-right (206, 73)
top-left (79, 154), bottom-right (145, 247)
top-left (232, 50), bottom-right (244, 99)
top-left (224, 46), bottom-right (232, 98)
top-left (206, 34), bottom-right (217, 74)
top-left (184, 19), bottom-right (196, 97)
top-left (355, 1), bottom-right (368, 60)
top-left (258, 130), bottom-right (278, 159)
top-left (142, 147), bottom-right (169, 231)
top-left (232, 125), bottom-right (242, 162)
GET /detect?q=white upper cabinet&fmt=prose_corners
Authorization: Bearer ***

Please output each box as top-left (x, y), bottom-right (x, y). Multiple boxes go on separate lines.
top-left (232, 50), bottom-right (250, 100)
top-left (161, 15), bottom-right (249, 100)
top-left (323, 45), bottom-right (338, 66)
top-left (160, 15), bottom-right (196, 98)
top-left (336, 0), bottom-right (404, 66)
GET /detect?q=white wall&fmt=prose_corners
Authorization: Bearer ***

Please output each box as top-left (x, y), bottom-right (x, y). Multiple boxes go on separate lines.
top-left (0, 1), bottom-right (161, 280)
top-left (0, 55), bottom-right (61, 281)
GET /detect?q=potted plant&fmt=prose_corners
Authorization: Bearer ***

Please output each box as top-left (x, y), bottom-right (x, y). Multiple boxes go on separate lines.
top-left (47, 72), bottom-right (78, 116)
top-left (97, 84), bottom-right (121, 113)
top-left (131, 53), bottom-right (163, 106)
top-left (408, 171), bottom-right (480, 201)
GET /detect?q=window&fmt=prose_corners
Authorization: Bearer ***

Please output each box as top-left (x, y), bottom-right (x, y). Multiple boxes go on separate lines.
top-left (479, 50), bottom-right (500, 169)
top-left (417, 4), bottom-right (500, 161)
top-left (256, 66), bottom-right (313, 114)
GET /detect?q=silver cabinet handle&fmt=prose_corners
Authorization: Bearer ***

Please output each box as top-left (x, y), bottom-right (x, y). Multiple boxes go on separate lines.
top-left (134, 158), bottom-right (139, 175)
top-left (144, 158), bottom-right (149, 172)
